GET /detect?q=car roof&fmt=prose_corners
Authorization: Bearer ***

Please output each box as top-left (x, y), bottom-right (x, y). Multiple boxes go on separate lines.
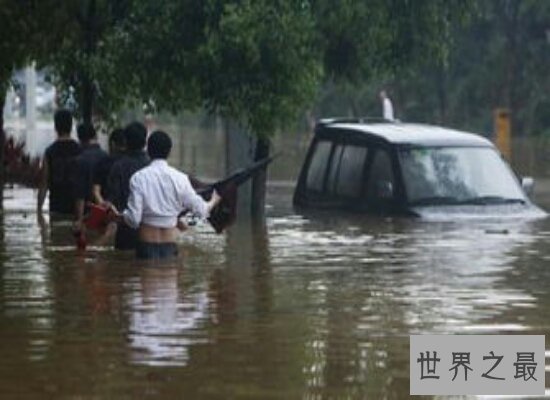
top-left (318, 119), bottom-right (493, 147)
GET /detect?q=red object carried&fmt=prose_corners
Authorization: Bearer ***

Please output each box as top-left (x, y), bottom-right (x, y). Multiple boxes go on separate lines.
top-left (85, 203), bottom-right (110, 230)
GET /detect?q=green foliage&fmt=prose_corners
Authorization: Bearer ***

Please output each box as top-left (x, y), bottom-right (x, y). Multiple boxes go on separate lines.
top-left (39, 0), bottom-right (137, 123)
top-left (108, 0), bottom-right (322, 137)
top-left (314, 0), bottom-right (549, 138)
top-left (312, 0), bottom-right (475, 83)
top-left (197, 0), bottom-right (322, 137)
top-left (103, 0), bottom-right (205, 115)
top-left (0, 0), bottom-right (46, 92)
top-left (2, 0), bottom-right (478, 138)
top-left (394, 0), bottom-right (550, 136)
top-left (117, 0), bottom-right (472, 137)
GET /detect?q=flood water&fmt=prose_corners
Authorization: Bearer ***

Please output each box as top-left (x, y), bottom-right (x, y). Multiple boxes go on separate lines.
top-left (1, 117), bottom-right (550, 398)
top-left (0, 181), bottom-right (549, 399)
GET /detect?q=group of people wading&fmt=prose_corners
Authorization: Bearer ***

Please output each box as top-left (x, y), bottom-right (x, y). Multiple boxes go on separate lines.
top-left (37, 109), bottom-right (222, 260)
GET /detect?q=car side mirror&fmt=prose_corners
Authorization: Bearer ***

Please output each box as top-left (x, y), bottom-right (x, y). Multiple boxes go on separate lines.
top-left (376, 181), bottom-right (394, 199)
top-left (521, 176), bottom-right (534, 196)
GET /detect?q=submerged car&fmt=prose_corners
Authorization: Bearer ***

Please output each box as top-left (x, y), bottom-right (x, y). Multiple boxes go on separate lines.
top-left (293, 118), bottom-right (546, 219)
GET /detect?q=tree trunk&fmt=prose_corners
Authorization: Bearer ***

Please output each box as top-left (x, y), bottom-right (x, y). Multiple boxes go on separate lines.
top-left (224, 119), bottom-right (254, 216)
top-left (224, 119), bottom-right (271, 222)
top-left (251, 137), bottom-right (270, 220)
top-left (0, 92), bottom-right (5, 207)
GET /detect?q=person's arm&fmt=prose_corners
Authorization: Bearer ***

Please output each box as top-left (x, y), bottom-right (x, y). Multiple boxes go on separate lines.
top-left (37, 156), bottom-right (49, 213)
top-left (207, 191), bottom-right (222, 212)
top-left (121, 176), bottom-right (144, 229)
top-left (176, 218), bottom-right (188, 232)
top-left (92, 184), bottom-right (104, 205)
top-left (181, 176), bottom-right (221, 219)
top-left (73, 159), bottom-right (88, 229)
top-left (92, 158), bottom-right (111, 205)
top-left (74, 199), bottom-right (86, 232)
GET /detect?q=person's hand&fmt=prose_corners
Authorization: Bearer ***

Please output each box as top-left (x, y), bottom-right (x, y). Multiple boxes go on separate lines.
top-left (106, 203), bottom-right (121, 221)
top-left (176, 218), bottom-right (188, 232)
top-left (106, 204), bottom-right (124, 224)
top-left (101, 200), bottom-right (113, 209)
top-left (211, 190), bottom-right (222, 206)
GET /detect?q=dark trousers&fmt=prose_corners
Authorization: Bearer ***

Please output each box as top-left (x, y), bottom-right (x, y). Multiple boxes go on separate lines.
top-left (136, 241), bottom-right (178, 260)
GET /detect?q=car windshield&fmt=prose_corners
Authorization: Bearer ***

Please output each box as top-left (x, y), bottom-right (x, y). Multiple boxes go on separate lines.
top-left (399, 147), bottom-right (526, 205)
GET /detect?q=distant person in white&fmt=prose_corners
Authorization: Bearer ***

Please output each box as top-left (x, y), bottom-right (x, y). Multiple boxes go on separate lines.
top-left (111, 130), bottom-right (221, 260)
top-left (379, 90), bottom-right (395, 121)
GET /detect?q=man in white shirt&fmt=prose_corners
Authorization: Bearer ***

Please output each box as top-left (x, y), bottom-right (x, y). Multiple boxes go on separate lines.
top-left (379, 90), bottom-right (395, 121)
top-left (112, 130), bottom-right (221, 260)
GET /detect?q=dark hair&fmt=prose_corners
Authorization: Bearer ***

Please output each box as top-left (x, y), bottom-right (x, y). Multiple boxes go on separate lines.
top-left (147, 130), bottom-right (172, 159)
top-left (54, 109), bottom-right (72, 135)
top-left (124, 121), bottom-right (147, 151)
top-left (77, 123), bottom-right (97, 143)
top-left (109, 128), bottom-right (126, 149)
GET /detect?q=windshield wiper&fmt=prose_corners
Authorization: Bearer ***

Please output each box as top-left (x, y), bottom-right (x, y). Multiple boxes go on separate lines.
top-left (410, 195), bottom-right (526, 206)
top-left (456, 196), bottom-right (526, 205)
top-left (410, 196), bottom-right (462, 206)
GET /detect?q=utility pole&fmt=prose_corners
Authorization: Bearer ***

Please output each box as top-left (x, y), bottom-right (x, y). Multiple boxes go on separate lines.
top-left (494, 108), bottom-right (511, 161)
top-left (25, 63), bottom-right (37, 146)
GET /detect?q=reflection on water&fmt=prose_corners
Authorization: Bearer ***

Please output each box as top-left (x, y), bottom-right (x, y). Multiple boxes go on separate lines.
top-left (126, 266), bottom-right (210, 367)
top-left (0, 185), bottom-right (549, 398)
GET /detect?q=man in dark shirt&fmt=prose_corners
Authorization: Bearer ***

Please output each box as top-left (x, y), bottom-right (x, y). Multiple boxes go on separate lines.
top-left (73, 123), bottom-right (109, 231)
top-left (37, 109), bottom-right (81, 216)
top-left (92, 128), bottom-right (126, 204)
top-left (106, 121), bottom-right (150, 250)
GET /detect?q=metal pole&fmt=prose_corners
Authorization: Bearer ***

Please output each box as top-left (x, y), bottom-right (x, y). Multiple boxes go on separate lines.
top-left (25, 63), bottom-right (37, 147)
top-left (494, 108), bottom-right (511, 161)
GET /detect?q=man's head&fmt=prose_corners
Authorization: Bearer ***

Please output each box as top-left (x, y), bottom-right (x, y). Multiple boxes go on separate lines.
top-left (124, 121), bottom-right (147, 152)
top-left (109, 128), bottom-right (126, 154)
top-left (147, 130), bottom-right (172, 160)
top-left (54, 109), bottom-right (73, 137)
top-left (77, 123), bottom-right (97, 145)
top-left (379, 90), bottom-right (387, 100)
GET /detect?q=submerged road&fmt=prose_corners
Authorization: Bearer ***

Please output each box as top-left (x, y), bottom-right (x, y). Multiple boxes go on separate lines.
top-left (0, 185), bottom-right (548, 399)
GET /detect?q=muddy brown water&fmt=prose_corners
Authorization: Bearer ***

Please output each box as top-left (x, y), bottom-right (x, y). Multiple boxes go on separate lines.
top-left (1, 120), bottom-right (550, 398)
top-left (0, 182), bottom-right (549, 399)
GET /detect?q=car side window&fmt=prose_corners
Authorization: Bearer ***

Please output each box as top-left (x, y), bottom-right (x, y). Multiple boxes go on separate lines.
top-left (306, 141), bottom-right (332, 192)
top-left (336, 146), bottom-right (368, 197)
top-left (366, 149), bottom-right (395, 200)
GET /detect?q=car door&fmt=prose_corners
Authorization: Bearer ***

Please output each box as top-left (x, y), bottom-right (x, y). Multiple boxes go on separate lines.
top-left (363, 146), bottom-right (400, 213)
top-left (324, 142), bottom-right (369, 209)
top-left (297, 137), bottom-right (369, 210)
